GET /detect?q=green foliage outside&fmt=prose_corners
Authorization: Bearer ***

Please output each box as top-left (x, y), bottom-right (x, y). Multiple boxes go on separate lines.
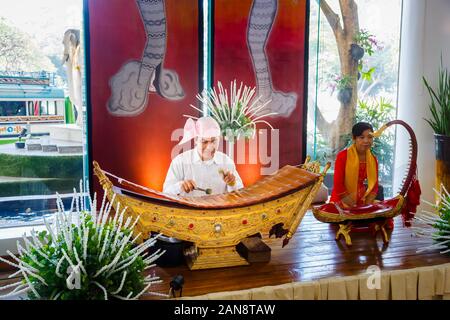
top-left (353, 29), bottom-right (381, 57)
top-left (23, 213), bottom-right (148, 300)
top-left (0, 154), bottom-right (82, 196)
top-left (311, 133), bottom-right (334, 167)
top-left (0, 17), bottom-right (55, 72)
top-left (309, 1), bottom-right (401, 103)
top-left (355, 98), bottom-right (396, 196)
top-left (0, 139), bottom-right (18, 145)
top-left (334, 75), bottom-right (355, 91)
top-left (0, 179), bottom-right (80, 197)
top-left (0, 154), bottom-right (82, 179)
top-left (358, 64), bottom-right (376, 82)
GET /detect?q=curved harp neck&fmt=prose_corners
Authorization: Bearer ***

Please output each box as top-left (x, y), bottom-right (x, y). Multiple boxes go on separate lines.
top-left (373, 120), bottom-right (418, 197)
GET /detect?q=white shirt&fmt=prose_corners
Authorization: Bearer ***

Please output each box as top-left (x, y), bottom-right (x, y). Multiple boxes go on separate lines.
top-left (163, 149), bottom-right (244, 197)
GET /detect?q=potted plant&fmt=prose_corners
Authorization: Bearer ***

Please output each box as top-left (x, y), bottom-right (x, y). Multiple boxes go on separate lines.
top-left (351, 29), bottom-right (382, 61)
top-left (413, 186), bottom-right (450, 255)
top-left (423, 60), bottom-right (450, 197)
top-left (334, 75), bottom-right (354, 105)
top-left (15, 128), bottom-right (27, 149)
top-left (186, 80), bottom-right (277, 159)
top-left (350, 43), bottom-right (365, 61)
top-left (0, 186), bottom-right (166, 300)
top-left (15, 136), bottom-right (25, 149)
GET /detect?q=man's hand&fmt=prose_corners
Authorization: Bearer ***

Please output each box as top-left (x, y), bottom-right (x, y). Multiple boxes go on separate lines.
top-left (181, 180), bottom-right (197, 193)
top-left (222, 170), bottom-right (236, 186)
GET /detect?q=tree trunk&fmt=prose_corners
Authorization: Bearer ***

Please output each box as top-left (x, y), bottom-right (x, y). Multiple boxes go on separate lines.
top-left (317, 0), bottom-right (360, 154)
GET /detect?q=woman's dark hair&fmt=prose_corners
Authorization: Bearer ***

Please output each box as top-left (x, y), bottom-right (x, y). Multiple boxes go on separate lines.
top-left (352, 122), bottom-right (373, 138)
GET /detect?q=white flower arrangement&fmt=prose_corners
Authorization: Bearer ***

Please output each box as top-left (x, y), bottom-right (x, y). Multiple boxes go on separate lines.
top-left (185, 80), bottom-right (277, 141)
top-left (0, 181), bottom-right (166, 300)
top-left (413, 185), bottom-right (450, 254)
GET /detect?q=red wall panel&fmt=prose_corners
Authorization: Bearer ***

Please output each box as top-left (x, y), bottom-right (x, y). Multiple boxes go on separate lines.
top-left (88, 0), bottom-right (200, 192)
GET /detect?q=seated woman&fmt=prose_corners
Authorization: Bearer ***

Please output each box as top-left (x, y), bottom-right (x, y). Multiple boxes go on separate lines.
top-left (330, 122), bottom-right (379, 208)
top-left (330, 122), bottom-right (394, 229)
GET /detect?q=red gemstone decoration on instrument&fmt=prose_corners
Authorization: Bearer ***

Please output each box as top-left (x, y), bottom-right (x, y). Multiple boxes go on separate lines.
top-left (188, 223), bottom-right (194, 229)
top-left (242, 219), bottom-right (248, 225)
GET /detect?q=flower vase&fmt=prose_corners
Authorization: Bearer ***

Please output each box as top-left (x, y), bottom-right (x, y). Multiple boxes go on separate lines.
top-left (225, 136), bottom-right (235, 163)
top-left (435, 134), bottom-right (450, 204)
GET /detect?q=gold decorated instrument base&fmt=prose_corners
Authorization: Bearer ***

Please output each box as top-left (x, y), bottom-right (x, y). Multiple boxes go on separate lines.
top-left (93, 159), bottom-right (329, 270)
top-left (184, 246), bottom-right (249, 270)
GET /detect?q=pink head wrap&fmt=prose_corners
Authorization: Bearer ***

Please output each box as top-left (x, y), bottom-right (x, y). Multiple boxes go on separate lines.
top-left (178, 117), bottom-right (221, 145)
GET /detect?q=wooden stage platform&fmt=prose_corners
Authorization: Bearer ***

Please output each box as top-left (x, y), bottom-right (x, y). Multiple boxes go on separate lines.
top-left (0, 210), bottom-right (449, 300)
top-left (146, 210), bottom-right (450, 299)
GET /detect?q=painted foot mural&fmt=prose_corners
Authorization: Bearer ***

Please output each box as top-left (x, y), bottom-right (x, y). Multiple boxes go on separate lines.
top-left (108, 0), bottom-right (184, 117)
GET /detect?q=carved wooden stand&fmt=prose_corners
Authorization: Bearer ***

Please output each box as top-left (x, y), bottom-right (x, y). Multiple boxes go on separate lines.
top-left (185, 245), bottom-right (249, 270)
top-left (336, 220), bottom-right (390, 246)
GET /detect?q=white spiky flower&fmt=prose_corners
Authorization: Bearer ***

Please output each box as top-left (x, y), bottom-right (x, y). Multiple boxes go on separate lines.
top-left (185, 80), bottom-right (277, 141)
top-left (413, 184), bottom-right (450, 255)
top-left (0, 181), bottom-right (166, 300)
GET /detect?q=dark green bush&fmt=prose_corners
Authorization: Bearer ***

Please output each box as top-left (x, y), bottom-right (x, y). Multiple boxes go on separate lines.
top-left (0, 154), bottom-right (82, 179)
top-left (0, 179), bottom-right (80, 197)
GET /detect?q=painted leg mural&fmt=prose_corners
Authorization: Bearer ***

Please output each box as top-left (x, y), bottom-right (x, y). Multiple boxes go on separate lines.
top-left (108, 0), bottom-right (184, 117)
top-left (247, 0), bottom-right (298, 118)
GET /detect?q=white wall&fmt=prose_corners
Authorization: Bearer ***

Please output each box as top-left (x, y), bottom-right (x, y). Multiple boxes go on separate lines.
top-left (395, 0), bottom-right (450, 208)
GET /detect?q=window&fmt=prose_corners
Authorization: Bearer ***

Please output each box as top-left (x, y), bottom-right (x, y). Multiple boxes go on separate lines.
top-left (0, 101), bottom-right (26, 117)
top-left (307, 0), bottom-right (403, 198)
top-left (0, 0), bottom-right (86, 231)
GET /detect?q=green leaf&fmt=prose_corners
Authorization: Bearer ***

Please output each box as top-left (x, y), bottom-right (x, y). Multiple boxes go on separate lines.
top-left (423, 65), bottom-right (450, 135)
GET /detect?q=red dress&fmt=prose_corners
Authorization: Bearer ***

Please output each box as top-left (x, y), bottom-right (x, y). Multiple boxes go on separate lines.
top-left (330, 149), bottom-right (379, 205)
top-left (330, 149), bottom-right (394, 230)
